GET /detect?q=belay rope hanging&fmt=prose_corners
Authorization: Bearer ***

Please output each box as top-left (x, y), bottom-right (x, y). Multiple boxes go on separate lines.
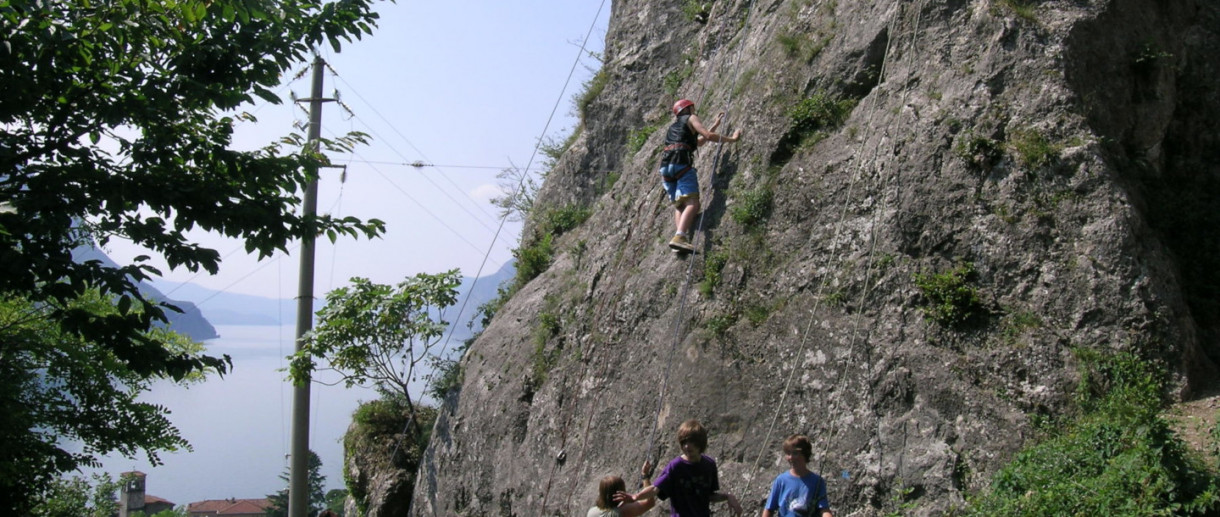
top-left (638, 0), bottom-right (759, 485)
top-left (728, 0), bottom-right (932, 508)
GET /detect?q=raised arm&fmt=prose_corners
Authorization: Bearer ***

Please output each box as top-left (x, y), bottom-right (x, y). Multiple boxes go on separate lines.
top-left (688, 113), bottom-right (742, 146)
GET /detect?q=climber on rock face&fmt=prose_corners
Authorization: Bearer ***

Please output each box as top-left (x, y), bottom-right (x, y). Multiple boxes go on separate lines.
top-left (659, 98), bottom-right (742, 253)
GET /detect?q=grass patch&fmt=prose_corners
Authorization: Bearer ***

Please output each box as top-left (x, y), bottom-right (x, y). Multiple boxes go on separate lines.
top-left (627, 124), bottom-right (660, 155)
top-left (541, 128), bottom-right (580, 165)
top-left (955, 132), bottom-right (1003, 171)
top-left (1133, 41), bottom-right (1174, 78)
top-left (598, 170), bottom-right (621, 196)
top-left (526, 303), bottom-right (564, 395)
top-left (789, 92), bottom-right (855, 132)
top-left (777, 32), bottom-right (804, 58)
top-left (699, 249), bottom-right (729, 297)
top-left (967, 351), bottom-right (1220, 515)
top-left (576, 69), bottom-right (609, 121)
top-left (706, 313), bottom-right (737, 337)
top-left (533, 310), bottom-right (561, 348)
top-left (476, 285), bottom-right (512, 329)
top-left (995, 0), bottom-right (1039, 22)
top-left (509, 203), bottom-right (591, 290)
top-left (1009, 129), bottom-right (1060, 170)
top-left (999, 311), bottom-right (1041, 340)
top-left (513, 233), bottom-right (554, 288)
top-left (733, 68), bottom-right (757, 98)
top-left (681, 0), bottom-right (712, 23)
top-left (664, 65), bottom-right (694, 96)
top-left (776, 30), bottom-right (830, 63)
top-left (771, 92), bottom-right (858, 165)
top-left (730, 185), bottom-right (774, 229)
top-left (825, 290), bottom-right (847, 307)
top-left (744, 302), bottom-right (772, 327)
top-left (540, 204), bottom-right (592, 236)
top-left (913, 261), bottom-right (987, 329)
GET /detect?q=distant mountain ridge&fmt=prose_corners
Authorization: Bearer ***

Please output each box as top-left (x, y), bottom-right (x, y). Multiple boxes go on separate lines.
top-left (154, 261), bottom-right (517, 342)
top-left (74, 245), bottom-right (514, 344)
top-left (72, 247), bottom-right (219, 341)
top-left (146, 281), bottom-right (288, 327)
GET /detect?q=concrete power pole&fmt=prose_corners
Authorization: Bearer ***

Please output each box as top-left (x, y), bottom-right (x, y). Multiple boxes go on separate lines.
top-left (290, 54), bottom-right (331, 517)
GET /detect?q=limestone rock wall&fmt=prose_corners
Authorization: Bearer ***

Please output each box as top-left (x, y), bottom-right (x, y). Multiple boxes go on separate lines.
top-left (411, 0), bottom-right (1220, 515)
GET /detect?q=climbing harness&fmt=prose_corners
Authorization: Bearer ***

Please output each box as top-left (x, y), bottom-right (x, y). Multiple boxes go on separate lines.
top-left (661, 164), bottom-right (693, 182)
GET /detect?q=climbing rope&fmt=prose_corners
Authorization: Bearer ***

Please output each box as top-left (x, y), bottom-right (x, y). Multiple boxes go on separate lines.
top-left (639, 0), bottom-right (759, 486)
top-left (841, 0), bottom-right (929, 494)
top-left (433, 0), bottom-right (608, 370)
top-left (729, 1), bottom-right (931, 512)
top-left (524, 1), bottom-right (617, 513)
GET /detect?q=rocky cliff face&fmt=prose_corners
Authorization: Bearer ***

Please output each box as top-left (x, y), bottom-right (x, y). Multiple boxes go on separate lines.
top-left (411, 0), bottom-right (1220, 515)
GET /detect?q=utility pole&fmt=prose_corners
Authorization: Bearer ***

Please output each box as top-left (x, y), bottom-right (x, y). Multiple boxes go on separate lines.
top-left (289, 54), bottom-right (333, 517)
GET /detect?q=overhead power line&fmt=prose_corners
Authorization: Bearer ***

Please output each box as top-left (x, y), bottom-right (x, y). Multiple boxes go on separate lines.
top-left (349, 159), bottom-right (545, 171)
top-left (329, 74), bottom-right (504, 224)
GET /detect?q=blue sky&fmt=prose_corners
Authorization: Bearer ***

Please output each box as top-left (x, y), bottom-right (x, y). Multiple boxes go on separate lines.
top-left (87, 0), bottom-right (611, 506)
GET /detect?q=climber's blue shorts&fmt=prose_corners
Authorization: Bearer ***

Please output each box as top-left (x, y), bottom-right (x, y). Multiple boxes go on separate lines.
top-left (660, 163), bottom-right (699, 208)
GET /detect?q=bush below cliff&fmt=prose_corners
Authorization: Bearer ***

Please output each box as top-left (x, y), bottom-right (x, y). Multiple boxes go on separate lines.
top-left (344, 397), bottom-right (436, 517)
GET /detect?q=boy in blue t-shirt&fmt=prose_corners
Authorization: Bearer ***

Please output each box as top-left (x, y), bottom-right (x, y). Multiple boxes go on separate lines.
top-left (631, 419), bottom-right (743, 517)
top-left (762, 434), bottom-right (831, 517)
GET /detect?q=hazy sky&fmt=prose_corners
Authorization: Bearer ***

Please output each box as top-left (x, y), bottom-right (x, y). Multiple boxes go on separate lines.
top-left (105, 0), bottom-right (609, 300)
top-left (84, 0), bottom-right (611, 506)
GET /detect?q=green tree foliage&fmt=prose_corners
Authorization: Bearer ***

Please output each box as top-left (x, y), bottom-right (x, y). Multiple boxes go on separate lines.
top-left (0, 0), bottom-right (385, 512)
top-left (290, 271), bottom-right (460, 437)
top-left (28, 473), bottom-right (120, 517)
top-left (0, 294), bottom-right (208, 511)
top-left (324, 488), bottom-right (348, 515)
top-left (266, 450), bottom-right (326, 517)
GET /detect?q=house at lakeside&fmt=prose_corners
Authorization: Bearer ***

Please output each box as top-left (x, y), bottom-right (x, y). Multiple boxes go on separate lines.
top-left (186, 498), bottom-right (272, 517)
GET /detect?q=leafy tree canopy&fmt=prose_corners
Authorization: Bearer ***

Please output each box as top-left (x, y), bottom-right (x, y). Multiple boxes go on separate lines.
top-left (1, 0), bottom-right (386, 373)
top-left (28, 473), bottom-right (120, 517)
top-left (0, 293), bottom-right (207, 510)
top-left (290, 271), bottom-right (459, 436)
top-left (0, 0), bottom-right (386, 512)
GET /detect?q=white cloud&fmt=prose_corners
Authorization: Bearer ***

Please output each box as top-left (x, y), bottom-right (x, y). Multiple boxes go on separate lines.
top-left (470, 183), bottom-right (502, 204)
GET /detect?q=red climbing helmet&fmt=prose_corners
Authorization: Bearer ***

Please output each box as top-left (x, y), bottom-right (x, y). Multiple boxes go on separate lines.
top-left (672, 99), bottom-right (695, 116)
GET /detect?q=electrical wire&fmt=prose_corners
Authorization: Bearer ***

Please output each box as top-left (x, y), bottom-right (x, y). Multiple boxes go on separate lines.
top-left (331, 74), bottom-right (503, 225)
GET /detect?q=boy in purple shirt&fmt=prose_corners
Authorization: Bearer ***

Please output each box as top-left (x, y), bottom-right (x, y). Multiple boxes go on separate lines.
top-left (632, 419), bottom-right (743, 517)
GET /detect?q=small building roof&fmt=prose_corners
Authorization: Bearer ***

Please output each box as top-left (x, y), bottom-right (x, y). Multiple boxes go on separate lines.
top-left (144, 495), bottom-right (175, 505)
top-left (187, 498), bottom-right (272, 515)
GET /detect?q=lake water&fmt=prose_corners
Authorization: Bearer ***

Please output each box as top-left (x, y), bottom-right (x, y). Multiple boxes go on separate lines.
top-left (86, 324), bottom-right (381, 507)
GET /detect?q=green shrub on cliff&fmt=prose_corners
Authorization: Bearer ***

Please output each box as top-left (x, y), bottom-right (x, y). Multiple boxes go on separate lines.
top-left (345, 397), bottom-right (438, 516)
top-left (968, 351), bottom-right (1220, 515)
top-left (913, 262), bottom-right (987, 328)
